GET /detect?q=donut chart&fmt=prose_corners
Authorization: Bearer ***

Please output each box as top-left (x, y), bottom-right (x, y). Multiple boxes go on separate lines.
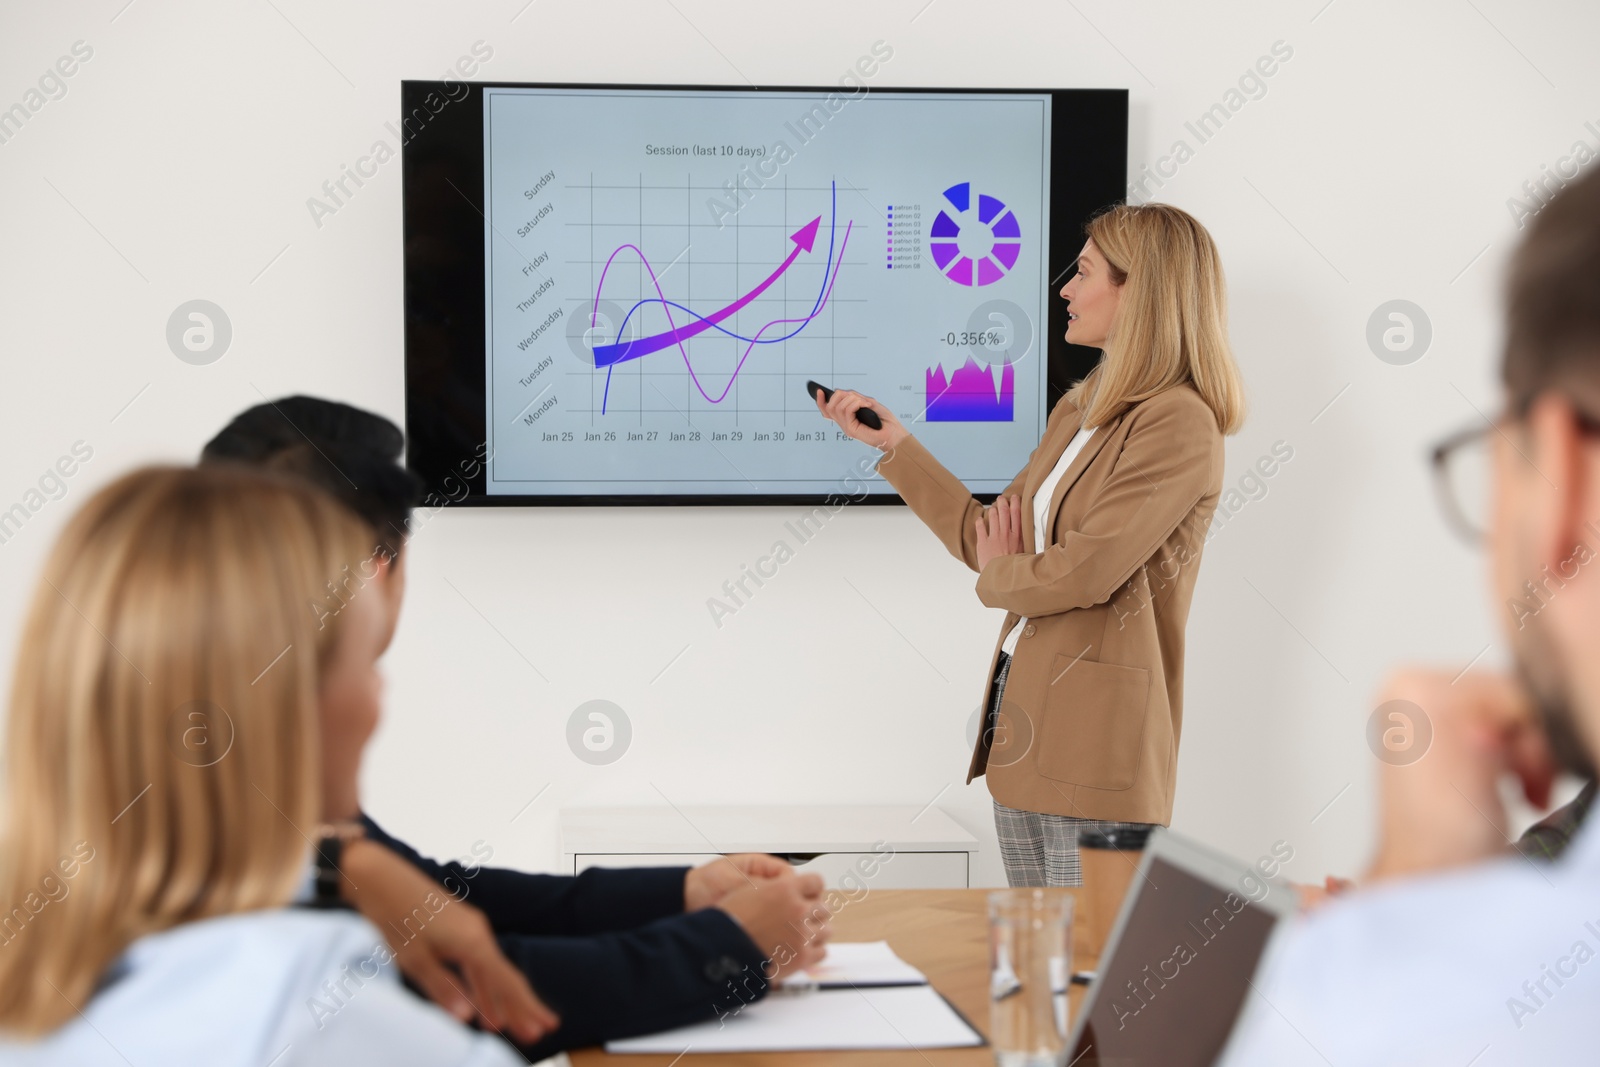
top-left (929, 182), bottom-right (1022, 287)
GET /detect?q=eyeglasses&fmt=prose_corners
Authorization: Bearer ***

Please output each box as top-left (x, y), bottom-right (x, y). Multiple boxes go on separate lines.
top-left (1430, 421), bottom-right (1495, 544)
top-left (1430, 406), bottom-right (1600, 544)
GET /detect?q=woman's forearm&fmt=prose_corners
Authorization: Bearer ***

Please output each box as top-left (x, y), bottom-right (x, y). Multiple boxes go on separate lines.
top-left (874, 434), bottom-right (996, 572)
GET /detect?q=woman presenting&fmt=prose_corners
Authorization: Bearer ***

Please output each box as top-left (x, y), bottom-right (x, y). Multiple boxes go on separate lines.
top-left (815, 203), bottom-right (1244, 887)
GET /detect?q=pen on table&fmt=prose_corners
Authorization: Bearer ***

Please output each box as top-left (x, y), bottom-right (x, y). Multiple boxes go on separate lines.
top-left (1047, 972), bottom-right (1095, 995)
top-left (773, 977), bottom-right (818, 995)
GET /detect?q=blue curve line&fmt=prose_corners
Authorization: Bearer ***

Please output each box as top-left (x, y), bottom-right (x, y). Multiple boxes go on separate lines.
top-left (602, 217), bottom-right (852, 416)
top-left (599, 180), bottom-right (840, 415)
top-left (607, 181), bottom-right (838, 351)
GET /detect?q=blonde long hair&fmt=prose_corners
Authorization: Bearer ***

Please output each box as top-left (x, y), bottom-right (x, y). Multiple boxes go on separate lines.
top-left (0, 465), bottom-right (374, 1034)
top-left (1065, 203), bottom-right (1245, 434)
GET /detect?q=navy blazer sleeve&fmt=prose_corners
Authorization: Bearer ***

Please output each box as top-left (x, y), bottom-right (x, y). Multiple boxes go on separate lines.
top-left (361, 814), bottom-right (689, 937)
top-left (359, 815), bottom-right (772, 1057)
top-left (500, 910), bottom-right (771, 1058)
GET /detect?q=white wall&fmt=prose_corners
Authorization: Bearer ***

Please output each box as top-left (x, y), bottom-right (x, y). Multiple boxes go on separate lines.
top-left (1, 0), bottom-right (1593, 887)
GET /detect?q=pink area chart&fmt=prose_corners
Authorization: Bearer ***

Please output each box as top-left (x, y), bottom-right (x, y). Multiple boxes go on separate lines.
top-left (925, 357), bottom-right (1015, 422)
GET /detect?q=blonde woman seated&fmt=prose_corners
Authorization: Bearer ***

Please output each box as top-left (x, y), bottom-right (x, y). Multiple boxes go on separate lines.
top-left (0, 466), bottom-right (528, 1066)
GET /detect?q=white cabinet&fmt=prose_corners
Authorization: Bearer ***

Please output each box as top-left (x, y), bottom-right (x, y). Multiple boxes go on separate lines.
top-left (561, 805), bottom-right (978, 889)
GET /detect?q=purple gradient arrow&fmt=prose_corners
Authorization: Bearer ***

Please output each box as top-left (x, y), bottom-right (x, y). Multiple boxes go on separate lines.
top-left (592, 216), bottom-right (822, 367)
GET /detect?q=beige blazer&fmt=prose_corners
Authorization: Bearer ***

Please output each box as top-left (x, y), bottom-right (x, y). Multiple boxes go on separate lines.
top-left (875, 383), bottom-right (1224, 825)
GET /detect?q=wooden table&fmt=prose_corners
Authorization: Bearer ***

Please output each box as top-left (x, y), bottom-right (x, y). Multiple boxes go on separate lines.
top-left (569, 888), bottom-right (1103, 1066)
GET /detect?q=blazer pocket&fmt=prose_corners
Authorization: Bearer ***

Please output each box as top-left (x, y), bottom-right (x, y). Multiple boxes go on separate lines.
top-left (1036, 656), bottom-right (1151, 791)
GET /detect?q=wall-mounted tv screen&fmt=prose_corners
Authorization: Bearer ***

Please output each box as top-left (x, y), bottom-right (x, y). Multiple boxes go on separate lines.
top-left (402, 79), bottom-right (1126, 505)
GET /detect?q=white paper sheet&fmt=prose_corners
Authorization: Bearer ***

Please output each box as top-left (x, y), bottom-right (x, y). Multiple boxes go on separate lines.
top-left (603, 985), bottom-right (984, 1054)
top-left (787, 940), bottom-right (928, 988)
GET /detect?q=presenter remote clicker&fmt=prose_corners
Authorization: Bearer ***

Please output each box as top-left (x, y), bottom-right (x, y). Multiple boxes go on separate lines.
top-left (805, 380), bottom-right (883, 430)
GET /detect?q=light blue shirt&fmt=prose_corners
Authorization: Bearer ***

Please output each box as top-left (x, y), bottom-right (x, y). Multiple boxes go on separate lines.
top-left (1219, 818), bottom-right (1600, 1066)
top-left (0, 908), bottom-right (525, 1067)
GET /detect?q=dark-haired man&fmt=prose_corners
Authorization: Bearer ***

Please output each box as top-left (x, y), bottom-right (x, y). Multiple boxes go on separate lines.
top-left (202, 397), bottom-right (830, 1059)
top-left (1220, 168), bottom-right (1600, 1062)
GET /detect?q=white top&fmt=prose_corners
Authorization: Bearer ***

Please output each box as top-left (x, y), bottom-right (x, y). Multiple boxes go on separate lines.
top-left (0, 909), bottom-right (526, 1067)
top-left (1217, 819), bottom-right (1600, 1066)
top-left (998, 425), bottom-right (1095, 656)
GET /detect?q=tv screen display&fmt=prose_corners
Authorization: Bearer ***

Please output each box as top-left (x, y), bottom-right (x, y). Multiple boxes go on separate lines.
top-left (402, 79), bottom-right (1125, 504)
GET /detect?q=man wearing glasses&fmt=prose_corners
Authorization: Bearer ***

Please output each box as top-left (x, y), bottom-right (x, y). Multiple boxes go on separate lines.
top-left (1221, 170), bottom-right (1600, 1063)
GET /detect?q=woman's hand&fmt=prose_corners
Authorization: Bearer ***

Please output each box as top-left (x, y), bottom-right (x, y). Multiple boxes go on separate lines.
top-left (340, 838), bottom-right (559, 1045)
top-left (976, 495), bottom-right (1024, 571)
top-left (814, 388), bottom-right (909, 451)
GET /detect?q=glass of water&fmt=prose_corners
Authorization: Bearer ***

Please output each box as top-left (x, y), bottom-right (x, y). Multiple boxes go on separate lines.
top-left (988, 888), bottom-right (1073, 1067)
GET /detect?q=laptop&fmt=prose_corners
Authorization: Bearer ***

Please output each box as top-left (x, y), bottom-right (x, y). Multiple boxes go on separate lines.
top-left (1064, 828), bottom-right (1297, 1065)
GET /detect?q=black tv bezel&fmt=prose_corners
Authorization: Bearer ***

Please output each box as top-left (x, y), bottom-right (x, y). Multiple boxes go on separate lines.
top-left (401, 80), bottom-right (1127, 507)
